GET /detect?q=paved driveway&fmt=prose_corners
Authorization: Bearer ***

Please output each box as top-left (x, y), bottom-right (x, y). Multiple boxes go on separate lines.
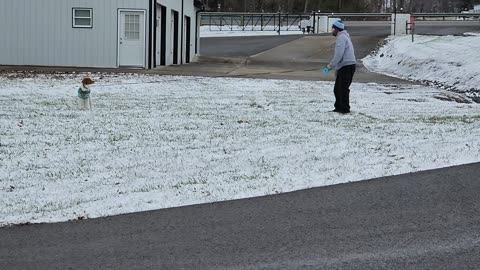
top-left (1, 163), bottom-right (479, 269)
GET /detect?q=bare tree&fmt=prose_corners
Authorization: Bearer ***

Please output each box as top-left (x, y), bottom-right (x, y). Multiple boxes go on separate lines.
top-left (201, 0), bottom-right (473, 13)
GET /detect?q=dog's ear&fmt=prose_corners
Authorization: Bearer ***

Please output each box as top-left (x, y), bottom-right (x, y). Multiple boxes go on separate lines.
top-left (82, 77), bottom-right (95, 85)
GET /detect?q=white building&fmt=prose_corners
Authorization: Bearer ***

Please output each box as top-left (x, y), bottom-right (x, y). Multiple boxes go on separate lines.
top-left (0, 0), bottom-right (203, 69)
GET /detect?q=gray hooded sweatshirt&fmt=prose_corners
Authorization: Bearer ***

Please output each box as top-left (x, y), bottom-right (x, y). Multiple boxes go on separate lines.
top-left (329, 30), bottom-right (356, 71)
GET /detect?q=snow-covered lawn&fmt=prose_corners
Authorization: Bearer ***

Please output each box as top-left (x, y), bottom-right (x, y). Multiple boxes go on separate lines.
top-left (1, 73), bottom-right (479, 226)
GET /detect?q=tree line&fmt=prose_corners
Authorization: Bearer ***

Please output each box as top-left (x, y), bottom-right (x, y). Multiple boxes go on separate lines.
top-left (202, 0), bottom-right (480, 13)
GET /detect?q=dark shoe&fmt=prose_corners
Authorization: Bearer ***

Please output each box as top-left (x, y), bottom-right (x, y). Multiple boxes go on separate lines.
top-left (332, 109), bottom-right (350, 114)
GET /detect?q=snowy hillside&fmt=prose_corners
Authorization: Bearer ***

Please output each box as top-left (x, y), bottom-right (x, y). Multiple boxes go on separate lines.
top-left (362, 34), bottom-right (480, 102)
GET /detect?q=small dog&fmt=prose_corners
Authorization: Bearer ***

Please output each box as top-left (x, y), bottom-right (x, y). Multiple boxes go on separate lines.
top-left (77, 77), bottom-right (95, 110)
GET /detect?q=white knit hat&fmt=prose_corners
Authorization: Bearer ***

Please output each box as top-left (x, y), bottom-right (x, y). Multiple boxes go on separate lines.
top-left (332, 20), bottom-right (345, 30)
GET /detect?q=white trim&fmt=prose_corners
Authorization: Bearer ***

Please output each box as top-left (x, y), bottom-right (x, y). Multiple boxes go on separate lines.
top-left (117, 9), bottom-right (147, 68)
top-left (73, 8), bottom-right (93, 28)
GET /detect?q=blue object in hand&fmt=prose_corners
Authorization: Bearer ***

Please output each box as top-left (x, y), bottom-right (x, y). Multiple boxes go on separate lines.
top-left (323, 68), bottom-right (330, 74)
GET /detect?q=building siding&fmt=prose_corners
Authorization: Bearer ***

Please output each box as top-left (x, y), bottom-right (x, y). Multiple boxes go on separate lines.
top-left (0, 0), bottom-right (199, 68)
top-left (0, 0), bottom-right (150, 68)
top-left (157, 0), bottom-right (197, 66)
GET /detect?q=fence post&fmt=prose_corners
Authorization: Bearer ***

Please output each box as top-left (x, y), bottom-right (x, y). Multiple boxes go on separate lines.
top-left (261, 14), bottom-right (264, 31)
top-left (411, 16), bottom-right (415, 42)
top-left (312, 11), bottom-right (316, 34)
top-left (278, 12), bottom-right (281, 35)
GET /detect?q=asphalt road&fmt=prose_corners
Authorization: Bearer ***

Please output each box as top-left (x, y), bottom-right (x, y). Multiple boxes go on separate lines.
top-left (346, 20), bottom-right (480, 36)
top-left (200, 34), bottom-right (303, 57)
top-left (1, 163), bottom-right (479, 269)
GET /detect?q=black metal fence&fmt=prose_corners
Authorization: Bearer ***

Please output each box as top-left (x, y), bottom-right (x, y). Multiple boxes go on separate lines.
top-left (412, 12), bottom-right (480, 20)
top-left (200, 12), bottom-right (311, 32)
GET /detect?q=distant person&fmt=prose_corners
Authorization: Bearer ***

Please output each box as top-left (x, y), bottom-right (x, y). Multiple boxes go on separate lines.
top-left (326, 20), bottom-right (356, 114)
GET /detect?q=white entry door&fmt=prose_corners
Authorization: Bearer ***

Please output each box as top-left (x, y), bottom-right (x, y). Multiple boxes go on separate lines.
top-left (118, 10), bottom-right (145, 67)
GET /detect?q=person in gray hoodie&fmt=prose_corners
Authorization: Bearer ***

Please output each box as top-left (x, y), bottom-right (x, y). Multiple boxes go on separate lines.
top-left (326, 20), bottom-right (356, 114)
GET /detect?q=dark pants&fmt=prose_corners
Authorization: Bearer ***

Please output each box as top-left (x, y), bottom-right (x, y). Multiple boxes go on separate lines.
top-left (333, 64), bottom-right (356, 112)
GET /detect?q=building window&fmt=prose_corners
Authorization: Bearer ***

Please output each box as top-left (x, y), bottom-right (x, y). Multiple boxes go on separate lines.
top-left (124, 14), bottom-right (141, 40)
top-left (73, 8), bottom-right (93, 28)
